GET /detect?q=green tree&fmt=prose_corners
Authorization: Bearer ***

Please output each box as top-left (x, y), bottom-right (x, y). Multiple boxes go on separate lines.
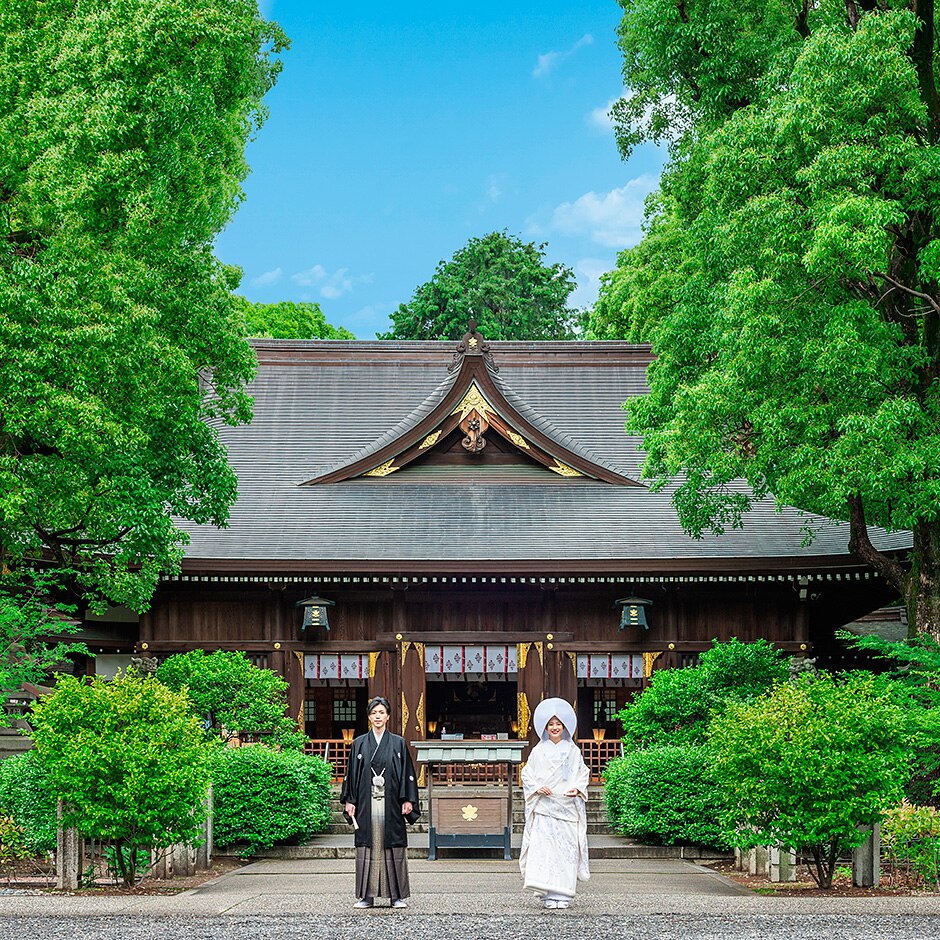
top-left (0, 1), bottom-right (287, 612)
top-left (156, 649), bottom-right (306, 750)
top-left (616, 638), bottom-right (788, 748)
top-left (381, 231), bottom-right (579, 340)
top-left (235, 297), bottom-right (355, 339)
top-left (709, 673), bottom-right (915, 888)
top-left (30, 672), bottom-right (211, 885)
top-left (595, 1), bottom-right (940, 637)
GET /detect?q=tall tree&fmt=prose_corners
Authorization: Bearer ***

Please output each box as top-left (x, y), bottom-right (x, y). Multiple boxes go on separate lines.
top-left (593, 1), bottom-right (940, 638)
top-left (0, 1), bottom-right (287, 612)
top-left (235, 297), bottom-right (355, 339)
top-left (381, 231), bottom-right (579, 340)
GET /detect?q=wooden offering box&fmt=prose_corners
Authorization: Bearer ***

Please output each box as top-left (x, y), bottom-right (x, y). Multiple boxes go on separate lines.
top-left (412, 740), bottom-right (528, 860)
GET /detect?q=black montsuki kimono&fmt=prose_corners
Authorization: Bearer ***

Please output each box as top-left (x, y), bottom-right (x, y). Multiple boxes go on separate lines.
top-left (340, 730), bottom-right (420, 847)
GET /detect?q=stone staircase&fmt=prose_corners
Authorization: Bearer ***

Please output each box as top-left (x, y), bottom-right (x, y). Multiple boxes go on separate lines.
top-left (245, 785), bottom-right (730, 862)
top-left (0, 721), bottom-right (33, 761)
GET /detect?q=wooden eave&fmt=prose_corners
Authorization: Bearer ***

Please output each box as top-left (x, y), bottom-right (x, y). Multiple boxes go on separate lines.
top-left (175, 551), bottom-right (905, 577)
top-left (302, 352), bottom-right (642, 487)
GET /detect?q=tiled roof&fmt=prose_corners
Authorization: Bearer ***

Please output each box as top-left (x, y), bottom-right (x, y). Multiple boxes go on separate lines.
top-left (177, 340), bottom-right (910, 572)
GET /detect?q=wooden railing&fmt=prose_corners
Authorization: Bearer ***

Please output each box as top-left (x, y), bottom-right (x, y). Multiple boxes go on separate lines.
top-left (306, 737), bottom-right (623, 784)
top-left (578, 738), bottom-right (624, 782)
top-left (305, 739), bottom-right (353, 781)
top-left (429, 761), bottom-right (512, 785)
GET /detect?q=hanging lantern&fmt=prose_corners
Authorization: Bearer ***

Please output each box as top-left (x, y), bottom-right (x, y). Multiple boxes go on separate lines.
top-left (615, 596), bottom-right (652, 630)
top-left (297, 595), bottom-right (335, 632)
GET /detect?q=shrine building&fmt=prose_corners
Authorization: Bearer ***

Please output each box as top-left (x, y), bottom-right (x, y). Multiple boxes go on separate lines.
top-left (85, 327), bottom-right (907, 776)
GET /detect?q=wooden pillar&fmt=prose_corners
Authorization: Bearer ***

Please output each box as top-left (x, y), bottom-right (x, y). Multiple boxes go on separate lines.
top-left (516, 642), bottom-right (544, 751)
top-left (398, 640), bottom-right (426, 777)
top-left (56, 801), bottom-right (80, 890)
top-left (545, 648), bottom-right (577, 711)
top-left (282, 649), bottom-right (305, 732)
top-left (368, 649), bottom-right (395, 706)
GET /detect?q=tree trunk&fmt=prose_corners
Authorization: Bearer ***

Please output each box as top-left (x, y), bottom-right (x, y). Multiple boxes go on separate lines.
top-left (906, 520), bottom-right (940, 641)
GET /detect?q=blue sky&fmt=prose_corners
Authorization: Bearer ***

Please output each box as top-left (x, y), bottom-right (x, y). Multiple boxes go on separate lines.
top-left (217, 1), bottom-right (665, 338)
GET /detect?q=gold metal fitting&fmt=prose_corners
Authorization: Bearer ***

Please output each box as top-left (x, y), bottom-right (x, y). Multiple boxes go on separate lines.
top-left (668, 643), bottom-right (676, 650)
top-left (140, 642), bottom-right (148, 650)
top-left (546, 633), bottom-right (553, 640)
top-left (274, 642), bottom-right (281, 650)
top-left (547, 643), bottom-right (554, 650)
top-left (396, 633), bottom-right (403, 640)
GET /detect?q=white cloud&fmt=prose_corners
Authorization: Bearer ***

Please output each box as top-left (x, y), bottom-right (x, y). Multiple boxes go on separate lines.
top-left (321, 269), bottom-right (353, 299)
top-left (477, 173), bottom-right (507, 212)
top-left (571, 258), bottom-right (614, 309)
top-left (588, 97), bottom-right (622, 134)
top-left (541, 175), bottom-right (659, 249)
top-left (291, 264), bottom-right (328, 288)
top-left (250, 267), bottom-right (283, 288)
top-left (348, 303), bottom-right (392, 339)
top-left (532, 34), bottom-right (593, 78)
top-left (291, 265), bottom-right (372, 300)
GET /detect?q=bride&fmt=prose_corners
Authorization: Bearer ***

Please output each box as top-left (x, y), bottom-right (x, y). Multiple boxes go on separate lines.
top-left (519, 697), bottom-right (591, 909)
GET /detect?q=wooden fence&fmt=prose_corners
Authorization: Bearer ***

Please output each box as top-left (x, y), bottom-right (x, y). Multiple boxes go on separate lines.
top-left (306, 737), bottom-right (623, 784)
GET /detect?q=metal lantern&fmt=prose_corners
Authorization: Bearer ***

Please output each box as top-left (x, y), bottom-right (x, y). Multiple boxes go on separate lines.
top-left (615, 596), bottom-right (652, 630)
top-left (297, 595), bottom-right (335, 632)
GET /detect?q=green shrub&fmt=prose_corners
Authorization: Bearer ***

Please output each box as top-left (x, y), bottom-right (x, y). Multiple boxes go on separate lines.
top-left (604, 746), bottom-right (730, 848)
top-left (31, 672), bottom-right (211, 885)
top-left (0, 815), bottom-right (30, 869)
top-left (0, 752), bottom-right (57, 853)
top-left (616, 638), bottom-right (788, 749)
top-left (882, 802), bottom-right (940, 890)
top-left (709, 672), bottom-right (913, 888)
top-left (212, 746), bottom-right (332, 855)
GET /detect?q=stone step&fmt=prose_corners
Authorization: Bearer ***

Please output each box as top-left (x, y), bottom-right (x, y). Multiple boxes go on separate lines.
top-left (329, 809), bottom-right (611, 822)
top-left (0, 739), bottom-right (33, 757)
top-left (241, 833), bottom-right (731, 862)
top-left (323, 821), bottom-right (616, 836)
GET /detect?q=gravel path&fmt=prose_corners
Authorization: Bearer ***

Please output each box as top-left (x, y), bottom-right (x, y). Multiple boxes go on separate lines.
top-left (2, 858), bottom-right (938, 939)
top-left (3, 913), bottom-right (940, 940)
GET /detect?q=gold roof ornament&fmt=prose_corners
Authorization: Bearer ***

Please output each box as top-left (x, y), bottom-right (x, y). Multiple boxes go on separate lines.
top-left (451, 383), bottom-right (492, 421)
top-left (363, 459), bottom-right (399, 477)
top-left (549, 460), bottom-right (583, 477)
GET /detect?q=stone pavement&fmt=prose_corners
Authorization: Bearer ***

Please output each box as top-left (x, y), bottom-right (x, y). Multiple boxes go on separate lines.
top-left (2, 855), bottom-right (940, 918)
top-left (2, 857), bottom-right (940, 940)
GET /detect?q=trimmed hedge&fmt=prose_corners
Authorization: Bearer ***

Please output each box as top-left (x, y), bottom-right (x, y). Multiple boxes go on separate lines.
top-left (213, 746), bottom-right (332, 855)
top-left (0, 751), bottom-right (57, 853)
top-left (604, 746), bottom-right (730, 848)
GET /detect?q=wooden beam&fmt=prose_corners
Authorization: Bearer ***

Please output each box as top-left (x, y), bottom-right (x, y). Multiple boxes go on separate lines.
top-left (377, 631), bottom-right (572, 643)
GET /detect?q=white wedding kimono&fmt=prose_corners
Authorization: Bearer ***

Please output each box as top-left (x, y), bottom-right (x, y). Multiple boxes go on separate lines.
top-left (519, 705), bottom-right (591, 901)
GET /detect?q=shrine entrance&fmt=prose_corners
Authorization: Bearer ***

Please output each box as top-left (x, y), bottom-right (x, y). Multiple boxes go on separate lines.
top-left (423, 643), bottom-right (518, 740)
top-left (425, 675), bottom-right (517, 740)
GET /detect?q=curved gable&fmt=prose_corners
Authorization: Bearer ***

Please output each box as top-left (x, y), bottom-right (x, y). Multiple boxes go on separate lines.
top-left (303, 325), bottom-right (642, 487)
